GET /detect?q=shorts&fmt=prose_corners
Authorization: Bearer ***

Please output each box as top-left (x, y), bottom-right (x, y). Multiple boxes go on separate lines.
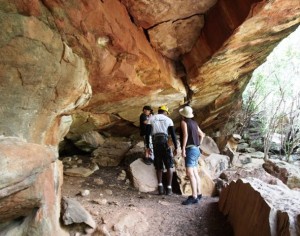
top-left (185, 146), bottom-right (201, 168)
top-left (153, 141), bottom-right (173, 170)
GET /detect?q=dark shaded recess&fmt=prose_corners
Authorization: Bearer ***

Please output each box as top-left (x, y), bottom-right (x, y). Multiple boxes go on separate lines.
top-left (100, 120), bottom-right (140, 138)
top-left (143, 28), bottom-right (150, 42)
top-left (183, 0), bottom-right (262, 75)
top-left (120, 150), bottom-right (144, 167)
top-left (59, 138), bottom-right (88, 157)
top-left (0, 208), bottom-right (40, 234)
top-left (203, 202), bottom-right (234, 236)
top-left (162, 171), bottom-right (181, 194)
top-left (174, 60), bottom-right (193, 103)
top-left (203, 0), bottom-right (262, 53)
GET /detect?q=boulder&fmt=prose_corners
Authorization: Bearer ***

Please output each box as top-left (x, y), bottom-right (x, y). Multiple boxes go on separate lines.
top-left (74, 131), bottom-right (105, 152)
top-left (175, 156), bottom-right (216, 197)
top-left (219, 167), bottom-right (287, 188)
top-left (92, 139), bottom-right (132, 166)
top-left (203, 153), bottom-right (230, 179)
top-left (200, 136), bottom-right (220, 155)
top-left (61, 197), bottom-right (96, 234)
top-left (263, 160), bottom-right (300, 189)
top-left (219, 178), bottom-right (300, 236)
top-left (129, 158), bottom-right (158, 192)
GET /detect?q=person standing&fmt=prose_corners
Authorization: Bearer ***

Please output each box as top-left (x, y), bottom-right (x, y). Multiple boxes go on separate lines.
top-left (179, 106), bottom-right (205, 205)
top-left (140, 105), bottom-right (154, 165)
top-left (146, 105), bottom-right (178, 195)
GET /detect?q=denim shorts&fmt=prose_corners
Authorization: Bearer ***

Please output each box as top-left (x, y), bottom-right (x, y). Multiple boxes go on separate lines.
top-left (185, 146), bottom-right (201, 167)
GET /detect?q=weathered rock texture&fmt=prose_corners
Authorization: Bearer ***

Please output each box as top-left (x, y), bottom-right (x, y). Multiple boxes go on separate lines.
top-left (185, 0), bottom-right (300, 130)
top-left (1, 0), bottom-right (300, 235)
top-left (0, 137), bottom-right (67, 235)
top-left (263, 160), bottom-right (300, 189)
top-left (219, 178), bottom-right (300, 236)
top-left (129, 158), bottom-right (158, 192)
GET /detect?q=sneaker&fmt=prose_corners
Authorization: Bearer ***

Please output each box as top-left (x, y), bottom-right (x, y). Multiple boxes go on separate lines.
top-left (188, 194), bottom-right (202, 200)
top-left (182, 196), bottom-right (198, 205)
top-left (166, 188), bottom-right (172, 195)
top-left (158, 185), bottom-right (164, 195)
top-left (143, 157), bottom-right (152, 165)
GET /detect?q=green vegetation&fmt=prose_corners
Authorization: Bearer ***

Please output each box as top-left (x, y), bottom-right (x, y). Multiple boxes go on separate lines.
top-left (241, 26), bottom-right (300, 161)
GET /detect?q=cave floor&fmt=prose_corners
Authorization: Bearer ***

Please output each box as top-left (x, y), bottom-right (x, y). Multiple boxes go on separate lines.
top-left (62, 164), bottom-right (233, 236)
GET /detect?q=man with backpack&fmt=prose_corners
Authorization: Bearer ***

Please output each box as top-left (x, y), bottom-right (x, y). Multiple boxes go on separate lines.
top-left (145, 105), bottom-right (178, 195)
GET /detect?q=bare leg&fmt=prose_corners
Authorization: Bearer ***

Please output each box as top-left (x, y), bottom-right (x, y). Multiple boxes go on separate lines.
top-left (166, 168), bottom-right (173, 187)
top-left (193, 167), bottom-right (201, 195)
top-left (186, 167), bottom-right (197, 198)
top-left (156, 169), bottom-right (163, 184)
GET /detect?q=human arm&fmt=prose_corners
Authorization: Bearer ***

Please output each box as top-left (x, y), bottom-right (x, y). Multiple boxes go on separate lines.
top-left (198, 126), bottom-right (205, 144)
top-left (181, 120), bottom-right (188, 157)
top-left (168, 126), bottom-right (178, 156)
top-left (145, 124), bottom-right (152, 148)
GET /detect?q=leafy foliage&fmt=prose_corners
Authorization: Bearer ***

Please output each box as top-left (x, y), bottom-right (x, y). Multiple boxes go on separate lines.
top-left (241, 26), bottom-right (300, 160)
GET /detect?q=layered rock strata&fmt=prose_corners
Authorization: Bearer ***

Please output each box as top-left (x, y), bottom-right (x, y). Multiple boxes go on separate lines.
top-left (219, 178), bottom-right (300, 236)
top-left (1, 0), bottom-right (300, 235)
top-left (0, 137), bottom-right (66, 235)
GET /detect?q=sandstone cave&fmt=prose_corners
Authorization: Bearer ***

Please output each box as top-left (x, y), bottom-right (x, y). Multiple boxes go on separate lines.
top-left (1, 1), bottom-right (300, 236)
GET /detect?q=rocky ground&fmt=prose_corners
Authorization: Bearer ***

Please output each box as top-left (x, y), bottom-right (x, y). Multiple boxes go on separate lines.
top-left (62, 162), bottom-right (233, 236)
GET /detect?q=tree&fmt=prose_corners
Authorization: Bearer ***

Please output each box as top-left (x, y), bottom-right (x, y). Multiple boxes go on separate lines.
top-left (240, 26), bottom-right (300, 161)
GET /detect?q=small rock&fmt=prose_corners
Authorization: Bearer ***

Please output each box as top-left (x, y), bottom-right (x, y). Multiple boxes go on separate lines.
top-left (94, 178), bottom-right (104, 185)
top-left (158, 200), bottom-right (170, 206)
top-left (105, 189), bottom-right (113, 195)
top-left (81, 189), bottom-right (90, 197)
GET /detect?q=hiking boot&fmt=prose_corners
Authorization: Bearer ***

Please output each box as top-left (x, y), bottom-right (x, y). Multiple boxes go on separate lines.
top-left (158, 185), bottom-right (164, 195)
top-left (182, 196), bottom-right (198, 205)
top-left (166, 187), bottom-right (172, 195)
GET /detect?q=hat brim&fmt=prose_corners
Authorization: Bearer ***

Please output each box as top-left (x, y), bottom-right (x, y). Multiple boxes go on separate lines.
top-left (179, 109), bottom-right (194, 118)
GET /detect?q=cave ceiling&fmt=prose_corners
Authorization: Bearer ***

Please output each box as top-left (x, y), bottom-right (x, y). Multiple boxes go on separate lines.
top-left (0, 0), bottom-right (300, 144)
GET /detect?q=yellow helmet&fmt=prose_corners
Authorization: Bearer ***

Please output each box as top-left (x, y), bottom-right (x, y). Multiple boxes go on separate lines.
top-left (158, 105), bottom-right (169, 114)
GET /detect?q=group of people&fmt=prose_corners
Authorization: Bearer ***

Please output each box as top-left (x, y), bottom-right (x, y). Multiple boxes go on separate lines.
top-left (139, 105), bottom-right (205, 205)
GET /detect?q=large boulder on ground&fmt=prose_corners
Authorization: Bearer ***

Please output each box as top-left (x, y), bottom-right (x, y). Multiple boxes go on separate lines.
top-left (203, 153), bottom-right (230, 179)
top-left (219, 178), bottom-right (300, 236)
top-left (231, 153), bottom-right (252, 168)
top-left (62, 156), bottom-right (99, 177)
top-left (92, 139), bottom-right (132, 166)
top-left (263, 160), bottom-right (300, 189)
top-left (129, 158), bottom-right (158, 192)
top-left (61, 197), bottom-right (96, 235)
top-left (73, 131), bottom-right (105, 152)
top-left (122, 141), bottom-right (145, 166)
top-left (226, 134), bottom-right (241, 152)
top-left (200, 136), bottom-right (220, 155)
top-left (175, 156), bottom-right (216, 197)
top-left (219, 166), bottom-right (287, 188)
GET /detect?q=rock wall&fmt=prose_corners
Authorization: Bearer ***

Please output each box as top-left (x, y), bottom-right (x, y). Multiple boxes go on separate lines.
top-left (185, 0), bottom-right (300, 130)
top-left (0, 137), bottom-right (67, 235)
top-left (1, 0), bottom-right (300, 235)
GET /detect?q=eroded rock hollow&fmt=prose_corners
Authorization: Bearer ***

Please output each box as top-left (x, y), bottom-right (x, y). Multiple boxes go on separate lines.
top-left (0, 0), bottom-right (300, 234)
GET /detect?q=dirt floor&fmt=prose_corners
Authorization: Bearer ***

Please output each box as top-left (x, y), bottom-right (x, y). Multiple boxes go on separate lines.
top-left (62, 163), bottom-right (233, 236)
